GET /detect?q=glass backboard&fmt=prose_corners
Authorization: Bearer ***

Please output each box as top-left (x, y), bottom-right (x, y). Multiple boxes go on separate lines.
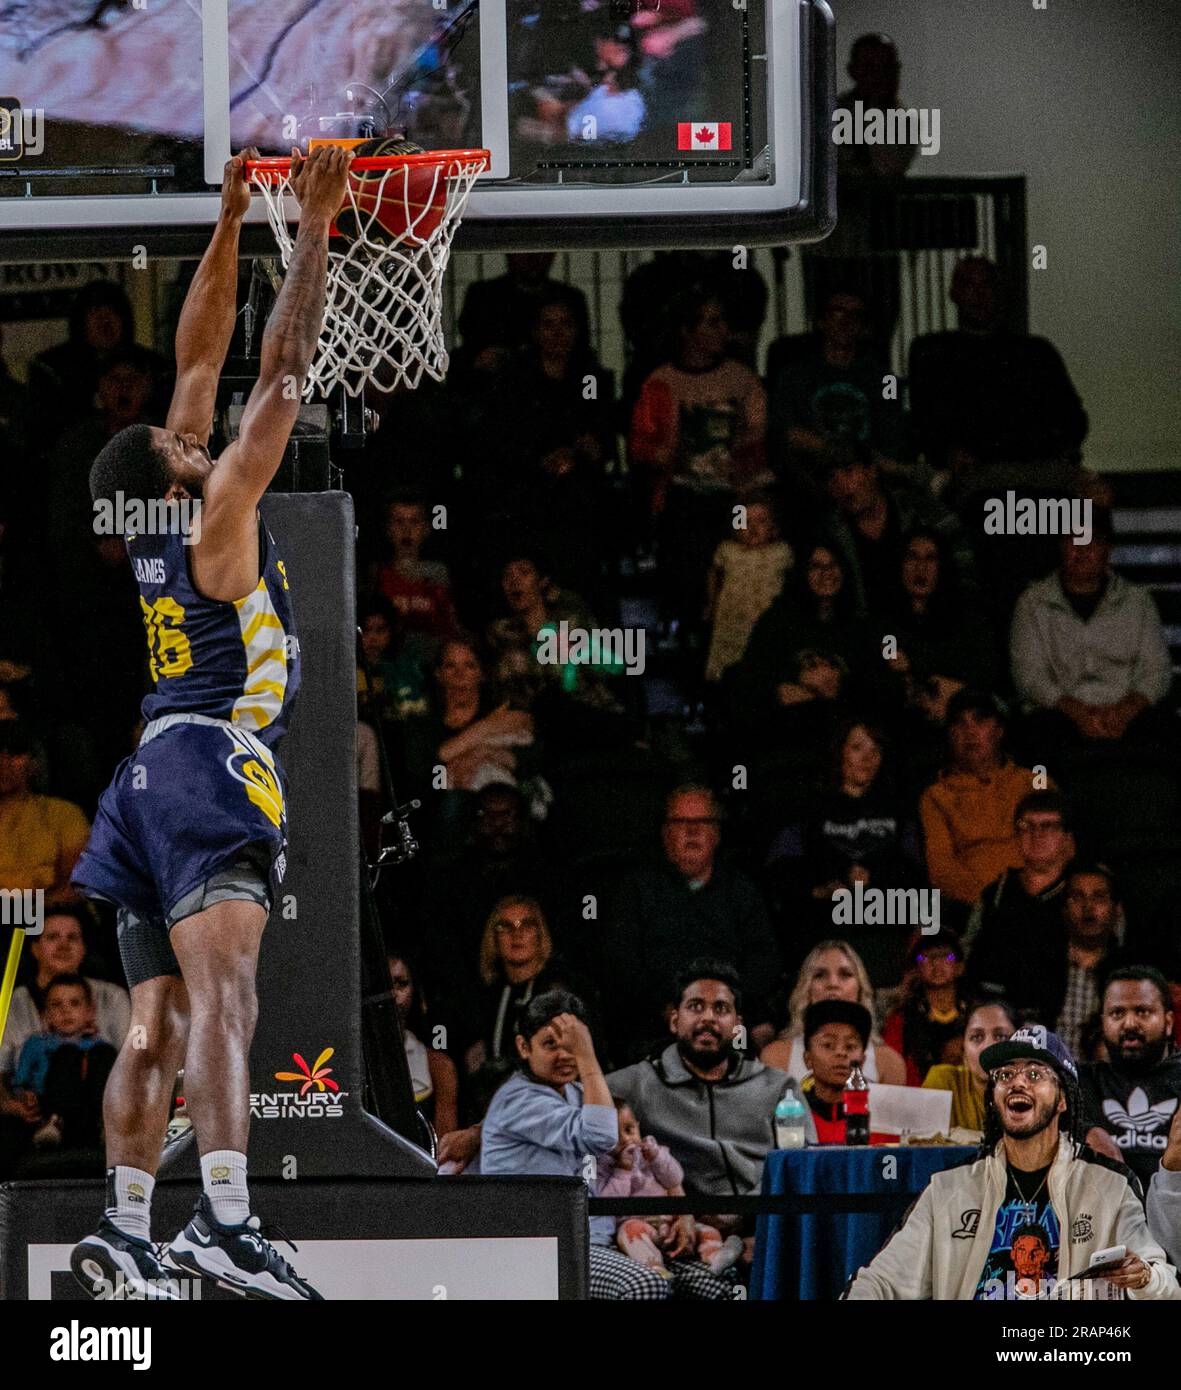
top-left (0, 0), bottom-right (834, 255)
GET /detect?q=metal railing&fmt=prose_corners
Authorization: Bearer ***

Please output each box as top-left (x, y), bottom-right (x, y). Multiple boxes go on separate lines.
top-left (443, 175), bottom-right (1028, 383)
top-left (589, 1193), bottom-right (907, 1217)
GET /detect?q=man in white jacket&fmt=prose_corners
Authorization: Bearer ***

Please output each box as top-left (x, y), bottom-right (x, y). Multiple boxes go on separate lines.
top-left (1010, 519), bottom-right (1173, 761)
top-left (846, 1025), bottom-right (1180, 1299)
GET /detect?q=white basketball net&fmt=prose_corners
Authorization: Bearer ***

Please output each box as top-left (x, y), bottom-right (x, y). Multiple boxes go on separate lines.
top-left (251, 153), bottom-right (486, 398)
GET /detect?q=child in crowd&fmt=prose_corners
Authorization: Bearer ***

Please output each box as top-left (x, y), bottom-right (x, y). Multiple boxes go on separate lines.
top-left (704, 491), bottom-right (792, 682)
top-left (9, 975), bottom-right (116, 1149)
top-left (800, 999), bottom-right (891, 1146)
top-left (595, 1100), bottom-right (743, 1274)
top-left (882, 929), bottom-right (970, 1086)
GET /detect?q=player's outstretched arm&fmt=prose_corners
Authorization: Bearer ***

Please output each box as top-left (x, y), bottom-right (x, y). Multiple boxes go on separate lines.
top-left (207, 144), bottom-right (353, 516)
top-left (165, 149), bottom-right (257, 445)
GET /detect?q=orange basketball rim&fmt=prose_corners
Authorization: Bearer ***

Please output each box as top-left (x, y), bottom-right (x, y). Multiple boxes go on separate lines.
top-left (245, 142), bottom-right (490, 398)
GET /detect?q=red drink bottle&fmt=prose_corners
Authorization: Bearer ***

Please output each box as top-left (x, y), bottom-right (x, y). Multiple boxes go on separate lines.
top-left (844, 1061), bottom-right (870, 1145)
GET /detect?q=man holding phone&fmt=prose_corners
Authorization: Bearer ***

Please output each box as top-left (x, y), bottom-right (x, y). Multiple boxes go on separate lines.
top-left (845, 1026), bottom-right (1180, 1299)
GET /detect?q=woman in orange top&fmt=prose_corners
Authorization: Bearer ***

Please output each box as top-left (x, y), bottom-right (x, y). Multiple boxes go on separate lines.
top-left (918, 689), bottom-right (1039, 912)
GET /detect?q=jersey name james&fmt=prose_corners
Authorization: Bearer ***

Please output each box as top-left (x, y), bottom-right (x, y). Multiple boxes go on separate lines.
top-left (129, 518), bottom-right (301, 750)
top-left (133, 556), bottom-right (167, 584)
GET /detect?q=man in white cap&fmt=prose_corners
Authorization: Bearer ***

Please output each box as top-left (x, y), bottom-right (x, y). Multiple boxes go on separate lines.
top-left (846, 1025), bottom-right (1179, 1299)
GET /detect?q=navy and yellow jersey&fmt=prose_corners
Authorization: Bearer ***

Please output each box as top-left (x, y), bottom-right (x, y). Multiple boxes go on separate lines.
top-left (132, 516), bottom-right (300, 749)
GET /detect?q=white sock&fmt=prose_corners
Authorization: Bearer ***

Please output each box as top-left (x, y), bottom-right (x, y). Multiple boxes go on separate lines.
top-left (201, 1150), bottom-right (250, 1226)
top-left (105, 1166), bottom-right (155, 1242)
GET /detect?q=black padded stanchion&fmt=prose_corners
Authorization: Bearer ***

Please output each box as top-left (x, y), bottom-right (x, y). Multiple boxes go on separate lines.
top-left (161, 491), bottom-right (433, 1180)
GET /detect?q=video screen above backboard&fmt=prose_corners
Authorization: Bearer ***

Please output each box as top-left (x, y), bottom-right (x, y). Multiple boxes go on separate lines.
top-left (225, 0), bottom-right (489, 168)
top-left (505, 0), bottom-right (761, 177)
top-left (0, 0), bottom-right (206, 193)
top-left (0, 0), bottom-right (834, 253)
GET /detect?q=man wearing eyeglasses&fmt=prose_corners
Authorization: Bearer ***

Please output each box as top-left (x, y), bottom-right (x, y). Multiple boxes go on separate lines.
top-left (971, 848), bottom-right (1135, 1056)
top-left (965, 790), bottom-right (1074, 990)
top-left (602, 785), bottom-right (780, 1063)
top-left (845, 1025), bottom-right (1179, 1299)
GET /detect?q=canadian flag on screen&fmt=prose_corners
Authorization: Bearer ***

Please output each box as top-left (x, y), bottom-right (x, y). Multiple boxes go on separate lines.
top-left (677, 122), bottom-right (733, 151)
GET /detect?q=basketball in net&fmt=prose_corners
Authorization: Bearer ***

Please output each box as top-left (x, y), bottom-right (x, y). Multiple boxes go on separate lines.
top-left (333, 137), bottom-right (447, 246)
top-left (247, 141), bottom-right (489, 397)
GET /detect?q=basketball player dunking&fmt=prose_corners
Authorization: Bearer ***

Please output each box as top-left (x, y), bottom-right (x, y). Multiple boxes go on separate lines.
top-left (69, 144), bottom-right (353, 1300)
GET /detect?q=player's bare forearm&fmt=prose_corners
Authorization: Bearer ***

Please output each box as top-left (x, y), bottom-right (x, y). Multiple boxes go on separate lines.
top-left (166, 151), bottom-right (255, 440)
top-left (254, 145), bottom-right (352, 390)
top-left (206, 146), bottom-right (350, 510)
top-left (176, 213), bottom-right (242, 373)
top-left (175, 152), bottom-right (255, 375)
top-left (211, 223), bottom-right (331, 508)
top-left (199, 222), bottom-right (330, 520)
top-left (258, 218), bottom-right (331, 392)
top-left (164, 216), bottom-right (242, 440)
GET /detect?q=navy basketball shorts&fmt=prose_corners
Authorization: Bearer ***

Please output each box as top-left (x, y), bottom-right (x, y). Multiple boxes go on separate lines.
top-left (72, 715), bottom-right (290, 987)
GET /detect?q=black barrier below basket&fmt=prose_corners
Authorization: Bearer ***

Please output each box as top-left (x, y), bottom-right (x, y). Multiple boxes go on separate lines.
top-left (157, 492), bottom-right (433, 1183)
top-left (0, 1176), bottom-right (588, 1300)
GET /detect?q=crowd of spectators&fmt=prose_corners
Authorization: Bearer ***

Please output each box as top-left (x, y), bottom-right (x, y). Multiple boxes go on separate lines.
top-left (1, 31), bottom-right (1179, 1298)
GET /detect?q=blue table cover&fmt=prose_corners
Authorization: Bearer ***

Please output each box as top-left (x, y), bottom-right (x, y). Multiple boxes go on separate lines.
top-left (751, 1145), bottom-right (977, 1300)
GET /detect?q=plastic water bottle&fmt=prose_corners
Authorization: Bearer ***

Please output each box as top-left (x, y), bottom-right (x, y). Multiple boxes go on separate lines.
top-left (844, 1062), bottom-right (871, 1145)
top-left (774, 1081), bottom-right (808, 1149)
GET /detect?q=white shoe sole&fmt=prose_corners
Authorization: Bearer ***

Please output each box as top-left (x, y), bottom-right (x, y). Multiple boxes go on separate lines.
top-left (71, 1236), bottom-right (184, 1300)
top-left (166, 1232), bottom-right (310, 1300)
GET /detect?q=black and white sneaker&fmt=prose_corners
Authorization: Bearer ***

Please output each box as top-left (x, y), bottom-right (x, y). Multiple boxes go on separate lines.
top-left (71, 1218), bottom-right (186, 1300)
top-left (166, 1195), bottom-right (323, 1300)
